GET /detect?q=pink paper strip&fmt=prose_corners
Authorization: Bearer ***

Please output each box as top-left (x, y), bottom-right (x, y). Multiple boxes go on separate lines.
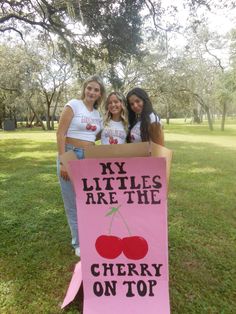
top-left (61, 261), bottom-right (82, 309)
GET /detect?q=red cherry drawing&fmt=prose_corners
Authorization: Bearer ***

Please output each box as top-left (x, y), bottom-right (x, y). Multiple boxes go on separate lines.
top-left (95, 235), bottom-right (122, 259)
top-left (113, 139), bottom-right (118, 144)
top-left (96, 205), bottom-right (149, 260)
top-left (109, 136), bottom-right (114, 144)
top-left (91, 125), bottom-right (97, 131)
top-left (122, 236), bottom-right (148, 260)
top-left (86, 123), bottom-right (92, 130)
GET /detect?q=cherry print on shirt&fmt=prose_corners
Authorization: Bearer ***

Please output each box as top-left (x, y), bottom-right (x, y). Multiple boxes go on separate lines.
top-left (86, 123), bottom-right (92, 130)
top-left (86, 123), bottom-right (97, 131)
top-left (109, 136), bottom-right (118, 144)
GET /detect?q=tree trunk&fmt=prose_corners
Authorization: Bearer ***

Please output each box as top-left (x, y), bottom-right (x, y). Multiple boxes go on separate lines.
top-left (192, 93), bottom-right (213, 131)
top-left (28, 102), bottom-right (45, 130)
top-left (13, 109), bottom-right (17, 128)
top-left (45, 102), bottom-right (51, 130)
top-left (166, 104), bottom-right (170, 124)
top-left (46, 113), bottom-right (51, 130)
top-left (29, 113), bottom-right (36, 127)
top-left (0, 103), bottom-right (5, 129)
top-left (205, 107), bottom-right (213, 131)
top-left (221, 103), bottom-right (227, 131)
top-left (51, 87), bottom-right (63, 130)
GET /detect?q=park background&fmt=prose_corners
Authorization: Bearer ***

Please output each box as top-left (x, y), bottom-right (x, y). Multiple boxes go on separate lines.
top-left (0, 1), bottom-right (236, 313)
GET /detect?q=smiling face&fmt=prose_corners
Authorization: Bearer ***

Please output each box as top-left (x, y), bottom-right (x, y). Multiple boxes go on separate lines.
top-left (107, 94), bottom-right (123, 118)
top-left (128, 94), bottom-right (144, 114)
top-left (84, 81), bottom-right (101, 105)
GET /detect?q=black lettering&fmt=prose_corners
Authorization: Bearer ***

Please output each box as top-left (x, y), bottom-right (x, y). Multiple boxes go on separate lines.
top-left (102, 263), bottom-right (114, 276)
top-left (137, 190), bottom-right (150, 204)
top-left (123, 281), bottom-right (135, 297)
top-left (152, 264), bottom-right (163, 277)
top-left (152, 175), bottom-right (162, 189)
top-left (104, 281), bottom-right (117, 296)
top-left (127, 263), bottom-right (139, 276)
top-left (116, 176), bottom-right (128, 190)
top-left (103, 177), bottom-right (115, 190)
top-left (116, 264), bottom-right (126, 276)
top-left (148, 280), bottom-right (157, 296)
top-left (114, 162), bottom-right (127, 174)
top-left (86, 193), bottom-right (96, 204)
top-left (150, 190), bottom-right (161, 204)
top-left (130, 176), bottom-right (141, 189)
top-left (109, 192), bottom-right (118, 204)
top-left (140, 264), bottom-right (152, 276)
top-left (91, 264), bottom-right (100, 277)
top-left (137, 280), bottom-right (147, 297)
top-left (93, 282), bottom-right (103, 297)
top-left (100, 162), bottom-right (115, 175)
top-left (82, 178), bottom-right (93, 191)
top-left (97, 192), bottom-right (108, 204)
top-left (142, 176), bottom-right (151, 189)
top-left (94, 177), bottom-right (102, 191)
top-left (123, 191), bottom-right (135, 203)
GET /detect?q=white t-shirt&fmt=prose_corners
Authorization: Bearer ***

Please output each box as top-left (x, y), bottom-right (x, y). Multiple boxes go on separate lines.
top-left (65, 99), bottom-right (102, 142)
top-left (101, 120), bottom-right (127, 145)
top-left (130, 112), bottom-right (160, 143)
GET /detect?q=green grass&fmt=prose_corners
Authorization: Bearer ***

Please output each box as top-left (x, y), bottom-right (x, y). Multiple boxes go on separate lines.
top-left (0, 122), bottom-right (236, 314)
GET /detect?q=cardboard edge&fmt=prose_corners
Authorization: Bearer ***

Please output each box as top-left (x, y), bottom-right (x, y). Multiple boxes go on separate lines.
top-left (59, 142), bottom-right (173, 189)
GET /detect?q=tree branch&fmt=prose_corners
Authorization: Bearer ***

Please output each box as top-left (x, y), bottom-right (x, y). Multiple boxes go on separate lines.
top-left (145, 0), bottom-right (172, 32)
top-left (204, 42), bottom-right (224, 72)
top-left (0, 85), bottom-right (19, 92)
top-left (0, 13), bottom-right (50, 30)
top-left (0, 27), bottom-right (25, 41)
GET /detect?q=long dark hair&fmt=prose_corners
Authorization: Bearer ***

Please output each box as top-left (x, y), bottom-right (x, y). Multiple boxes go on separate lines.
top-left (126, 87), bottom-right (157, 142)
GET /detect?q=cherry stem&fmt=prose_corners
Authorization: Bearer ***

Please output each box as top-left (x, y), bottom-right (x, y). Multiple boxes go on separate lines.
top-left (117, 210), bottom-right (132, 236)
top-left (107, 205), bottom-right (131, 236)
top-left (108, 211), bottom-right (117, 234)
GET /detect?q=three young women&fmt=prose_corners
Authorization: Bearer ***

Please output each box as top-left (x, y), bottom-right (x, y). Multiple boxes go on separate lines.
top-left (57, 81), bottom-right (164, 257)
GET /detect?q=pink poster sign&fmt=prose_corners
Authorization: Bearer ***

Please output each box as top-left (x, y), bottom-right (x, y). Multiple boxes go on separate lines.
top-left (69, 157), bottom-right (170, 314)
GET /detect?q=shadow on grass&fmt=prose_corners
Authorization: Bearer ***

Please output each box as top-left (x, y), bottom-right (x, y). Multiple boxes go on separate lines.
top-left (0, 138), bottom-right (236, 313)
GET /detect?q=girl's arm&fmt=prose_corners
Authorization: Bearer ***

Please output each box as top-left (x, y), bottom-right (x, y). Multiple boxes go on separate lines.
top-left (96, 130), bottom-right (102, 141)
top-left (149, 122), bottom-right (165, 146)
top-left (56, 106), bottom-right (74, 180)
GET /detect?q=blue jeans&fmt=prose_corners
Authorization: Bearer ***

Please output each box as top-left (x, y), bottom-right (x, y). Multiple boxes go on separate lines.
top-left (57, 144), bottom-right (85, 249)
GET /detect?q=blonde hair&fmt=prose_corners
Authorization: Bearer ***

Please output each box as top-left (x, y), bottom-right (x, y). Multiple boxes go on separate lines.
top-left (81, 75), bottom-right (106, 109)
top-left (104, 91), bottom-right (128, 131)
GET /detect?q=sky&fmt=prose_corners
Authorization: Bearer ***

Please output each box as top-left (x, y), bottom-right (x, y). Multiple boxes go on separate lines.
top-left (156, 1), bottom-right (236, 66)
top-left (162, 1), bottom-right (236, 36)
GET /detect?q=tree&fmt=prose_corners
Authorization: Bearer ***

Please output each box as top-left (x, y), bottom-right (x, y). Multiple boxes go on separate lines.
top-left (0, 44), bottom-right (41, 127)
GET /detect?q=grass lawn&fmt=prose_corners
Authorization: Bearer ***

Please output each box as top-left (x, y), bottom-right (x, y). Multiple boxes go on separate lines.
top-left (0, 121), bottom-right (236, 314)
